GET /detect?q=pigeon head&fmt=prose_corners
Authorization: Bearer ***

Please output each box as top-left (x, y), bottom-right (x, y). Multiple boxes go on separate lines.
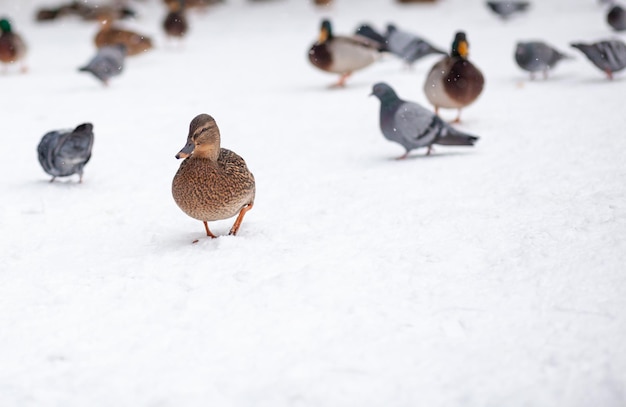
top-left (176, 114), bottom-right (221, 160)
top-left (319, 19), bottom-right (333, 43)
top-left (451, 31), bottom-right (469, 58)
top-left (0, 18), bottom-right (12, 33)
top-left (370, 82), bottom-right (399, 101)
top-left (74, 123), bottom-right (94, 134)
top-left (386, 24), bottom-right (397, 34)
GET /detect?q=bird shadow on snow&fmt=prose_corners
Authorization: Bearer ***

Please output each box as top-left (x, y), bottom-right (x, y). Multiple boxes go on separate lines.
top-left (373, 150), bottom-right (476, 163)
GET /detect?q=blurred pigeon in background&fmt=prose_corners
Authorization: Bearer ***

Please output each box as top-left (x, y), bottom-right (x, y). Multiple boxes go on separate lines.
top-left (37, 123), bottom-right (94, 183)
top-left (370, 82), bottom-right (479, 159)
top-left (385, 24), bottom-right (446, 67)
top-left (354, 24), bottom-right (388, 51)
top-left (79, 44), bottom-right (126, 86)
top-left (571, 39), bottom-right (626, 79)
top-left (486, 1), bottom-right (531, 19)
top-left (514, 41), bottom-right (572, 79)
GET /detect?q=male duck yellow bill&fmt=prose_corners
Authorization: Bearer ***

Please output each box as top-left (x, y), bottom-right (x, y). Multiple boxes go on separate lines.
top-left (423, 31), bottom-right (484, 123)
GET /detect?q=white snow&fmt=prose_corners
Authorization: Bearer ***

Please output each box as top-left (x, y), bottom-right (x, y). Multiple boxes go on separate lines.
top-left (1, 0), bottom-right (625, 405)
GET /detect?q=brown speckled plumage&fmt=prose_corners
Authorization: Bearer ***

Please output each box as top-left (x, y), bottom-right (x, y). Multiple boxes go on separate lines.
top-left (172, 114), bottom-right (255, 239)
top-left (95, 19), bottom-right (153, 56)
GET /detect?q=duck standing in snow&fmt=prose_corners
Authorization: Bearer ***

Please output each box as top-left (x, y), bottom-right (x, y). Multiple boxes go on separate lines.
top-left (570, 39), bottom-right (626, 79)
top-left (514, 41), bottom-right (572, 79)
top-left (0, 18), bottom-right (27, 73)
top-left (607, 4), bottom-right (626, 31)
top-left (163, 0), bottom-right (188, 41)
top-left (37, 123), bottom-right (95, 183)
top-left (79, 44), bottom-right (126, 86)
top-left (172, 114), bottom-right (256, 241)
top-left (371, 82), bottom-right (479, 159)
top-left (308, 19), bottom-right (383, 87)
top-left (423, 31), bottom-right (484, 122)
top-left (95, 18), bottom-right (153, 56)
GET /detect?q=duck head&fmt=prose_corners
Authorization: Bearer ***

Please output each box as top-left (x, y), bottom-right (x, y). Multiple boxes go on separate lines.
top-left (0, 18), bottom-right (12, 34)
top-left (451, 31), bottom-right (469, 58)
top-left (318, 19), bottom-right (333, 43)
top-left (176, 114), bottom-right (221, 160)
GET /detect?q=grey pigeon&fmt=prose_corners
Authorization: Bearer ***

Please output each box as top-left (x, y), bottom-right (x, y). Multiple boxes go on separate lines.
top-left (37, 123), bottom-right (94, 182)
top-left (354, 24), bottom-right (388, 51)
top-left (370, 82), bottom-right (479, 159)
top-left (515, 41), bottom-right (572, 79)
top-left (486, 1), bottom-right (530, 19)
top-left (79, 44), bottom-right (126, 86)
top-left (385, 24), bottom-right (446, 67)
top-left (570, 39), bottom-right (626, 79)
top-left (608, 5), bottom-right (626, 31)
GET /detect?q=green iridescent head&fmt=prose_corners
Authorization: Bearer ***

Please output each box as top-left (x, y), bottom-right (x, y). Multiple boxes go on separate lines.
top-left (0, 18), bottom-right (12, 33)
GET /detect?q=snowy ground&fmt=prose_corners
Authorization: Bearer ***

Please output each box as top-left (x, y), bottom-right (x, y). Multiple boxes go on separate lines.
top-left (1, 0), bottom-right (625, 405)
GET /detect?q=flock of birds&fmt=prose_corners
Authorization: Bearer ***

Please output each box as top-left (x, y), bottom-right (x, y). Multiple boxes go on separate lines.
top-left (0, 0), bottom-right (624, 241)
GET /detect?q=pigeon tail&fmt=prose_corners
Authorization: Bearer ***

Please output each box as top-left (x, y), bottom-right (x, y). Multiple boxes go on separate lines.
top-left (437, 130), bottom-right (479, 146)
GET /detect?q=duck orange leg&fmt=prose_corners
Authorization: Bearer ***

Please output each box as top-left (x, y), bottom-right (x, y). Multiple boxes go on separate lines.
top-left (229, 203), bottom-right (254, 236)
top-left (204, 221), bottom-right (217, 238)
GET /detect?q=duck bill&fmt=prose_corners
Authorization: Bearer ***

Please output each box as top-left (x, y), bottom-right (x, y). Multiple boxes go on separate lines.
top-left (175, 140), bottom-right (195, 159)
top-left (458, 41), bottom-right (469, 58)
top-left (318, 27), bottom-right (328, 43)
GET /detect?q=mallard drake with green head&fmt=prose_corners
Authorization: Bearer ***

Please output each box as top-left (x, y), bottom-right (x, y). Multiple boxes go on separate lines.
top-left (0, 18), bottom-right (27, 72)
top-left (172, 114), bottom-right (256, 241)
top-left (308, 19), bottom-right (382, 87)
top-left (423, 31), bottom-right (484, 123)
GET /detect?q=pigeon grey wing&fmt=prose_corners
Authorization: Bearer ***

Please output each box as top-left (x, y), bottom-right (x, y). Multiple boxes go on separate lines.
top-left (602, 40), bottom-right (626, 71)
top-left (386, 28), bottom-right (415, 58)
top-left (392, 102), bottom-right (441, 150)
top-left (354, 24), bottom-right (388, 51)
top-left (53, 125), bottom-right (94, 176)
top-left (89, 52), bottom-right (124, 80)
top-left (37, 131), bottom-right (64, 176)
top-left (403, 38), bottom-right (446, 63)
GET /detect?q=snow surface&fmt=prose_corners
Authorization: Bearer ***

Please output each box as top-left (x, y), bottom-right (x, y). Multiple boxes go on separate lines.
top-left (1, 0), bottom-right (625, 405)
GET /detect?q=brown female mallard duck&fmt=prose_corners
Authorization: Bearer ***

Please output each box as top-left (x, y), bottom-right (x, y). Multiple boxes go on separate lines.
top-left (423, 31), bottom-right (484, 123)
top-left (172, 114), bottom-right (256, 241)
top-left (95, 18), bottom-right (153, 56)
top-left (308, 19), bottom-right (382, 87)
top-left (0, 18), bottom-right (27, 72)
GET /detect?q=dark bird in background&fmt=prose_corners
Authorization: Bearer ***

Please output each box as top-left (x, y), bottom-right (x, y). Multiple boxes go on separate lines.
top-left (514, 41), bottom-right (572, 79)
top-left (36, 1), bottom-right (136, 22)
top-left (308, 19), bottom-right (383, 87)
top-left (0, 17), bottom-right (27, 73)
top-left (571, 39), bottom-right (626, 79)
top-left (371, 82), bottom-right (479, 159)
top-left (37, 123), bottom-right (95, 183)
top-left (607, 5), bottom-right (626, 31)
top-left (79, 44), bottom-right (126, 86)
top-left (486, 1), bottom-right (531, 19)
top-left (163, 0), bottom-right (189, 40)
top-left (423, 31), bottom-right (485, 123)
